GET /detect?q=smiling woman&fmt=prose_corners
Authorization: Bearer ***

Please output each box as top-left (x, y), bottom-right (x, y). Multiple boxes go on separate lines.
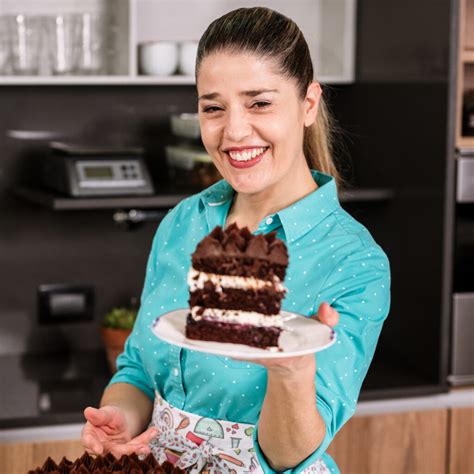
top-left (80, 7), bottom-right (391, 474)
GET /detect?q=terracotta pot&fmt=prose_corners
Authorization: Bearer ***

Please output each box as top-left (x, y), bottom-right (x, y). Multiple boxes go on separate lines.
top-left (100, 327), bottom-right (132, 373)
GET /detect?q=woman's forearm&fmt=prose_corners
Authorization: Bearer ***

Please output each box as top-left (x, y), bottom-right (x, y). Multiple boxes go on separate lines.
top-left (100, 382), bottom-right (153, 437)
top-left (258, 361), bottom-right (326, 471)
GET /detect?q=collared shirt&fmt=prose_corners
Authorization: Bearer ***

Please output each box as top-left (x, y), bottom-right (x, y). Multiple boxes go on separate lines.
top-left (110, 170), bottom-right (391, 473)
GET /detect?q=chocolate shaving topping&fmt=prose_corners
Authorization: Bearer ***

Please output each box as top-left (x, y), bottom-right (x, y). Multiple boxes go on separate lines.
top-left (42, 457), bottom-right (59, 472)
top-left (193, 224), bottom-right (289, 266)
top-left (246, 234), bottom-right (268, 257)
top-left (30, 453), bottom-right (185, 473)
top-left (104, 453), bottom-right (116, 466)
top-left (79, 453), bottom-right (94, 469)
top-left (268, 240), bottom-right (289, 266)
top-left (143, 453), bottom-right (158, 468)
top-left (90, 457), bottom-right (106, 470)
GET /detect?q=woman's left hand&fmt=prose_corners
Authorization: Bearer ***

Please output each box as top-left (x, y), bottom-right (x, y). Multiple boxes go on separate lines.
top-left (232, 302), bottom-right (339, 373)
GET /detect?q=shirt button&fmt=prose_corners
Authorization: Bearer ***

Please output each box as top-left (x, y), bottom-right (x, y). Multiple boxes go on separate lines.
top-left (173, 368), bottom-right (179, 377)
top-left (266, 217), bottom-right (273, 225)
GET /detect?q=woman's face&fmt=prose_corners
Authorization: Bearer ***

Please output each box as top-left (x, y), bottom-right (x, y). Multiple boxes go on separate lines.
top-left (197, 51), bottom-right (320, 195)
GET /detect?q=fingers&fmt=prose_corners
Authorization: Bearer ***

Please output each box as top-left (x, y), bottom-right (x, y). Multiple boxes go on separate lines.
top-left (107, 428), bottom-right (158, 458)
top-left (81, 423), bottom-right (104, 455)
top-left (83, 406), bottom-right (126, 431)
top-left (108, 441), bottom-right (150, 458)
top-left (313, 302), bottom-right (339, 327)
top-left (81, 423), bottom-right (158, 457)
top-left (131, 426), bottom-right (159, 446)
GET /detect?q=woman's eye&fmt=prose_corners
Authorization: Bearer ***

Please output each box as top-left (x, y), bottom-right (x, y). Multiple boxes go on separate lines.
top-left (252, 101), bottom-right (271, 109)
top-left (202, 106), bottom-right (223, 114)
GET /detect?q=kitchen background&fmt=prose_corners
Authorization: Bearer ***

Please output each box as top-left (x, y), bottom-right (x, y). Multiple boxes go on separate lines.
top-left (0, 0), bottom-right (473, 472)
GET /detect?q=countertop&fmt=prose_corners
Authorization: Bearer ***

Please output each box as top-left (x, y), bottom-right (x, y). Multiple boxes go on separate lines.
top-left (1, 350), bottom-right (472, 438)
top-left (1, 388), bottom-right (472, 444)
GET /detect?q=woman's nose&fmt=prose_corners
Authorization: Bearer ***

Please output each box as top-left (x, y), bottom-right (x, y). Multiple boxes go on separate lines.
top-left (223, 108), bottom-right (252, 142)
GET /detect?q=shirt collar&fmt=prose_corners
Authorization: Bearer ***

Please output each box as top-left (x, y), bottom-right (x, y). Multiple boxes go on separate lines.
top-left (198, 169), bottom-right (340, 243)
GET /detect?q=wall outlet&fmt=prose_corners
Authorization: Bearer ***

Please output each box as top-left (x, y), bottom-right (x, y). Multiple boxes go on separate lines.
top-left (37, 284), bottom-right (94, 324)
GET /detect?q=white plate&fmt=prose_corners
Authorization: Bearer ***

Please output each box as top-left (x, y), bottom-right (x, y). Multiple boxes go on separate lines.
top-left (151, 309), bottom-right (336, 359)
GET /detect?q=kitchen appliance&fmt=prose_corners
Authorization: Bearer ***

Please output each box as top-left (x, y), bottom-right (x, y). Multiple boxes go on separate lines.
top-left (40, 142), bottom-right (155, 197)
top-left (462, 89), bottom-right (474, 137)
top-left (449, 293), bottom-right (474, 385)
top-left (167, 113), bottom-right (221, 188)
top-left (450, 154), bottom-right (474, 385)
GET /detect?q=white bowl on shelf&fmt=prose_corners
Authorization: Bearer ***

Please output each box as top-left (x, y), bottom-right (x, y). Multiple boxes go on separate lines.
top-left (138, 41), bottom-right (178, 76)
top-left (179, 41), bottom-right (198, 76)
top-left (170, 113), bottom-right (200, 139)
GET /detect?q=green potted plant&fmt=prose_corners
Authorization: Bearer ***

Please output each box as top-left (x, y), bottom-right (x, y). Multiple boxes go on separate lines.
top-left (101, 306), bottom-right (138, 373)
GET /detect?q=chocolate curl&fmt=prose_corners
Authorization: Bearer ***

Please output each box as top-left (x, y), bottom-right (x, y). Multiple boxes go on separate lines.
top-left (223, 227), bottom-right (246, 253)
top-left (41, 457), bottom-right (58, 472)
top-left (143, 453), bottom-right (159, 468)
top-left (79, 453), bottom-right (94, 469)
top-left (265, 230), bottom-right (278, 245)
top-left (268, 240), bottom-right (289, 266)
top-left (193, 237), bottom-right (222, 260)
top-left (209, 225), bottom-right (224, 241)
top-left (104, 452), bottom-right (117, 466)
top-left (58, 457), bottom-right (73, 468)
top-left (246, 234), bottom-right (269, 257)
top-left (90, 455), bottom-right (107, 471)
top-left (109, 459), bottom-right (125, 471)
top-left (70, 465), bottom-right (91, 474)
top-left (239, 226), bottom-right (253, 243)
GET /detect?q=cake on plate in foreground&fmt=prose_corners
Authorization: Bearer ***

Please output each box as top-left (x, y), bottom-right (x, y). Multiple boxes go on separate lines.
top-left (185, 223), bottom-right (289, 350)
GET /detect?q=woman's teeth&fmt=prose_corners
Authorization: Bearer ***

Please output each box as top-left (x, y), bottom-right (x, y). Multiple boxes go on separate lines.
top-left (228, 147), bottom-right (267, 161)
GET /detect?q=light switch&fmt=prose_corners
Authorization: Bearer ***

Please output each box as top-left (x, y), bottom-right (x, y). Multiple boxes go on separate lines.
top-left (38, 284), bottom-right (94, 324)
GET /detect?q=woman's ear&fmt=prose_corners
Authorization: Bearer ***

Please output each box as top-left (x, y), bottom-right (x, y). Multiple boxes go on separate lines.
top-left (303, 82), bottom-right (322, 127)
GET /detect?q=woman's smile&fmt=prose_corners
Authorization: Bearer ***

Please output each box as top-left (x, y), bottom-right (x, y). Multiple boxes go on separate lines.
top-left (225, 146), bottom-right (270, 168)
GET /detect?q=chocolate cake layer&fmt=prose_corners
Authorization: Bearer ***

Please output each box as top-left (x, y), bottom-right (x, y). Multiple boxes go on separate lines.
top-left (191, 223), bottom-right (288, 280)
top-left (185, 314), bottom-right (281, 349)
top-left (192, 256), bottom-right (287, 280)
top-left (189, 286), bottom-right (284, 315)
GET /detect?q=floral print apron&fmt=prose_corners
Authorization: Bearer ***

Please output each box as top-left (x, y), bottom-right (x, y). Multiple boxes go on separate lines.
top-left (150, 391), bottom-right (329, 474)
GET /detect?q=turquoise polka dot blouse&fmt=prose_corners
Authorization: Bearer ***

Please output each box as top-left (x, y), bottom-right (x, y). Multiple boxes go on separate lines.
top-left (110, 170), bottom-right (391, 473)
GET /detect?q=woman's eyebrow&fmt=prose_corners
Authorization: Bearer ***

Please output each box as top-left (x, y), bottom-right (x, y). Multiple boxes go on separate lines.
top-left (198, 89), bottom-right (279, 101)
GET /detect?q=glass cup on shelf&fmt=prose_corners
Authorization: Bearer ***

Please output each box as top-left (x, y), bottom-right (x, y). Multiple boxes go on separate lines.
top-left (9, 14), bottom-right (43, 75)
top-left (0, 16), bottom-right (11, 75)
top-left (44, 14), bottom-right (78, 75)
top-left (75, 12), bottom-right (108, 75)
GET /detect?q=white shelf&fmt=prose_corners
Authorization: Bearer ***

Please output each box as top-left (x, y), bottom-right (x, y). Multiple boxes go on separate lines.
top-left (0, 75), bottom-right (196, 86)
top-left (0, 74), bottom-right (354, 86)
top-left (0, 0), bottom-right (357, 86)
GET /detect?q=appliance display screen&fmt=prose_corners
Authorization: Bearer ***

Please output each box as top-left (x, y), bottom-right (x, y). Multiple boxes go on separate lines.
top-left (83, 166), bottom-right (113, 179)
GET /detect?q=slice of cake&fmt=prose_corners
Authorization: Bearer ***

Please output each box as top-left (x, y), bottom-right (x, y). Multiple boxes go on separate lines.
top-left (185, 223), bottom-right (288, 350)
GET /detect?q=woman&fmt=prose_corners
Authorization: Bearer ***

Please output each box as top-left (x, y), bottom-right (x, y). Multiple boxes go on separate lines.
top-left (81, 7), bottom-right (390, 473)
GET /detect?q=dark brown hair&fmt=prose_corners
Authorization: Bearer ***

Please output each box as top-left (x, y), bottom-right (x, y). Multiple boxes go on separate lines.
top-left (196, 6), bottom-right (342, 188)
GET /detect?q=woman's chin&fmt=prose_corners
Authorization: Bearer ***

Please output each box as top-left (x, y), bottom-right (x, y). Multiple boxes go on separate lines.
top-left (226, 174), bottom-right (270, 195)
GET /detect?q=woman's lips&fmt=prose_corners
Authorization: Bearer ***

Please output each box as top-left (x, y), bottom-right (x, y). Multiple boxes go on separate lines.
top-left (225, 147), bottom-right (269, 169)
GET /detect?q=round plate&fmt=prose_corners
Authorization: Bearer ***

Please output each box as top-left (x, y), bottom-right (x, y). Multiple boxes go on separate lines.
top-left (151, 309), bottom-right (336, 359)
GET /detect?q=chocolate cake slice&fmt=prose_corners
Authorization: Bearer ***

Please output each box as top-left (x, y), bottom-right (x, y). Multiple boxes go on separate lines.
top-left (186, 223), bottom-right (288, 350)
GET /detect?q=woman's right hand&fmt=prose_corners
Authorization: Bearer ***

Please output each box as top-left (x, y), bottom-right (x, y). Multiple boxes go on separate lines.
top-left (81, 406), bottom-right (158, 457)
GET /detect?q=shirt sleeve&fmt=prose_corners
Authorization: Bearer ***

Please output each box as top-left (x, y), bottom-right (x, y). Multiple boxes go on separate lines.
top-left (253, 243), bottom-right (391, 473)
top-left (107, 210), bottom-right (175, 401)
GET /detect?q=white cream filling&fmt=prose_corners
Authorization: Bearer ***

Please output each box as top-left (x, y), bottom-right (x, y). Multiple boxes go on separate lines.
top-left (191, 306), bottom-right (283, 328)
top-left (188, 267), bottom-right (285, 292)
